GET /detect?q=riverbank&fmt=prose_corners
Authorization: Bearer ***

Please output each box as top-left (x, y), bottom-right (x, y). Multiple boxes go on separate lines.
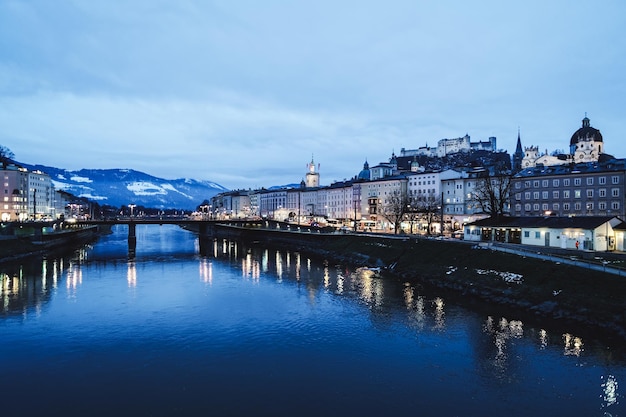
top-left (203, 224), bottom-right (626, 341)
top-left (321, 235), bottom-right (626, 340)
top-left (0, 224), bottom-right (102, 262)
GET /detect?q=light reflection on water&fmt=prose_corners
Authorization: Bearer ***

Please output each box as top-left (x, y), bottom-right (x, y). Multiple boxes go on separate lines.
top-left (0, 225), bottom-right (624, 416)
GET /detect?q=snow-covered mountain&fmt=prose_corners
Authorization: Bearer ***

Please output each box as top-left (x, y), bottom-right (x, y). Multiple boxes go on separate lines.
top-left (21, 163), bottom-right (228, 210)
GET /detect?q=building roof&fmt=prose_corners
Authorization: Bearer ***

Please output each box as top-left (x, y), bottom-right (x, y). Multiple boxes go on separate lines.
top-left (514, 158), bottom-right (626, 178)
top-left (467, 216), bottom-right (621, 229)
top-left (614, 221), bottom-right (626, 231)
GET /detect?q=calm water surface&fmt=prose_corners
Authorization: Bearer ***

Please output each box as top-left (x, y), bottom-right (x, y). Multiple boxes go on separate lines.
top-left (0, 225), bottom-right (624, 416)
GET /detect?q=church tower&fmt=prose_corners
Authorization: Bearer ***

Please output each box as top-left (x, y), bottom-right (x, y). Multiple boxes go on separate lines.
top-left (512, 128), bottom-right (524, 173)
top-left (305, 155), bottom-right (320, 188)
top-left (570, 115), bottom-right (603, 163)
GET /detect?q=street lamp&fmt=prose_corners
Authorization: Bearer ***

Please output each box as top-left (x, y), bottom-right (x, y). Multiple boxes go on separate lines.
top-left (129, 204), bottom-right (136, 217)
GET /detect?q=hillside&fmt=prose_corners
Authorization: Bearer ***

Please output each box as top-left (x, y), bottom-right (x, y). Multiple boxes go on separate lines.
top-left (21, 163), bottom-right (228, 210)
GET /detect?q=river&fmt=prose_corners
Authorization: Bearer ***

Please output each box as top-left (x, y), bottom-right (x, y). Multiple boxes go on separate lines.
top-left (0, 224), bottom-right (623, 416)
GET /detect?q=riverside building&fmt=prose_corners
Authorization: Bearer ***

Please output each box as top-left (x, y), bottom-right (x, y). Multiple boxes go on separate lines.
top-left (1, 163), bottom-right (55, 221)
top-left (511, 116), bottom-right (626, 219)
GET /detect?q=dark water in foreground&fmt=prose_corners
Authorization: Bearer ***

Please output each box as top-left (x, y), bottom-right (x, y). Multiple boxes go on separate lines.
top-left (0, 225), bottom-right (623, 416)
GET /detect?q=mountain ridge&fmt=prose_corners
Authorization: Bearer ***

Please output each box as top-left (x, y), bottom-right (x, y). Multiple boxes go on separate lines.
top-left (20, 162), bottom-right (229, 210)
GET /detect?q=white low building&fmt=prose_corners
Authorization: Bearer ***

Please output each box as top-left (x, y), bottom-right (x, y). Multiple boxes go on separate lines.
top-left (464, 216), bottom-right (624, 251)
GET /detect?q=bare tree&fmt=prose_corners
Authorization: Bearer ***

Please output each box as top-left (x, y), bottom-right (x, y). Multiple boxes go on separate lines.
top-left (404, 198), bottom-right (421, 234)
top-left (468, 166), bottom-right (511, 219)
top-left (411, 195), bottom-right (440, 235)
top-left (381, 190), bottom-right (410, 234)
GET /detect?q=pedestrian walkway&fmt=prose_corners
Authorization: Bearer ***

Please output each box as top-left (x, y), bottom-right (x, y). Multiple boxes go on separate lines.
top-left (489, 242), bottom-right (626, 277)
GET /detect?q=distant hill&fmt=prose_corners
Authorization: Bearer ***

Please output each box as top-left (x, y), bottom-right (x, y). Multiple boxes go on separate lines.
top-left (20, 162), bottom-right (228, 210)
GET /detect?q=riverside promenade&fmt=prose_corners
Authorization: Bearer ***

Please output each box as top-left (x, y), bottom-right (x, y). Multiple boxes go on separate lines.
top-left (484, 241), bottom-right (626, 277)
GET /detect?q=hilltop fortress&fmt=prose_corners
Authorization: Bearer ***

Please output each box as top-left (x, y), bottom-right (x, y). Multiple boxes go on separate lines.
top-left (400, 134), bottom-right (496, 158)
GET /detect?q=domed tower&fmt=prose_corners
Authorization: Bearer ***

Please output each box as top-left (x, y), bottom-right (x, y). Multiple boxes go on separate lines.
top-left (570, 115), bottom-right (603, 163)
top-left (389, 151), bottom-right (398, 171)
top-left (410, 156), bottom-right (422, 172)
top-left (305, 155), bottom-right (320, 188)
top-left (357, 160), bottom-right (370, 180)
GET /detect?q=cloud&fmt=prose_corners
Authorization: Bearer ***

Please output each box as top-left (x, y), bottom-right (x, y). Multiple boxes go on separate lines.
top-left (0, 90), bottom-right (392, 186)
top-left (1, 0), bottom-right (626, 189)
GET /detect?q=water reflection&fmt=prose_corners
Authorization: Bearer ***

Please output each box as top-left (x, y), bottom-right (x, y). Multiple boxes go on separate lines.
top-left (2, 234), bottom-right (626, 413)
top-left (433, 297), bottom-right (445, 330)
top-left (403, 283), bottom-right (426, 331)
top-left (127, 260), bottom-right (137, 288)
top-left (563, 332), bottom-right (584, 357)
top-left (481, 316), bottom-right (526, 379)
top-left (205, 240), bottom-right (625, 372)
top-left (601, 374), bottom-right (620, 410)
top-left (66, 261), bottom-right (82, 295)
top-left (199, 258), bottom-right (212, 285)
top-left (242, 251), bottom-right (260, 282)
top-left (1, 261), bottom-right (54, 316)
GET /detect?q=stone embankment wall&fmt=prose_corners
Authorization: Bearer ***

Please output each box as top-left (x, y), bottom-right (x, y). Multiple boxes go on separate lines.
top-left (0, 225), bottom-right (101, 262)
top-left (202, 224), bottom-right (626, 341)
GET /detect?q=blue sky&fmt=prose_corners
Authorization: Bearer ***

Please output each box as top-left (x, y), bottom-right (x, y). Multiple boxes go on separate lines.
top-left (1, 1), bottom-right (625, 190)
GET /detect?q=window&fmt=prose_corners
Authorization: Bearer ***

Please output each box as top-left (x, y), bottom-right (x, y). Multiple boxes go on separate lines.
top-left (525, 192), bottom-right (531, 199)
top-left (515, 193), bottom-right (521, 200)
top-left (574, 202), bottom-right (581, 211)
top-left (533, 192), bottom-right (539, 199)
top-left (553, 179), bottom-right (560, 187)
top-left (542, 203), bottom-right (548, 211)
top-left (612, 188), bottom-right (620, 197)
top-left (612, 176), bottom-right (619, 184)
top-left (599, 177), bottom-right (606, 185)
top-left (525, 181), bottom-right (531, 188)
top-left (599, 202), bottom-right (606, 210)
top-left (612, 201), bottom-right (620, 210)
top-left (564, 203), bottom-right (570, 211)
top-left (599, 189), bottom-right (606, 197)
top-left (574, 190), bottom-right (581, 198)
top-left (587, 203), bottom-right (594, 211)
top-left (564, 179), bottom-right (570, 186)
top-left (532, 180), bottom-right (539, 187)
top-left (552, 191), bottom-right (559, 199)
top-left (524, 231), bottom-right (530, 238)
top-left (587, 189), bottom-right (594, 198)
top-left (563, 190), bottom-right (570, 198)
top-left (542, 180), bottom-right (549, 187)
top-left (533, 203), bottom-right (540, 211)
top-left (574, 178), bottom-right (581, 186)
top-left (525, 203), bottom-right (531, 211)
top-left (587, 177), bottom-right (594, 185)
top-left (535, 231), bottom-right (540, 239)
top-left (515, 182), bottom-right (521, 189)
top-left (552, 203), bottom-right (559, 211)
top-left (542, 191), bottom-right (548, 199)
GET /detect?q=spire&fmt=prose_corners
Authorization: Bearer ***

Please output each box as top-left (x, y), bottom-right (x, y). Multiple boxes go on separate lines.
top-left (582, 113), bottom-right (590, 128)
top-left (515, 127), bottom-right (523, 154)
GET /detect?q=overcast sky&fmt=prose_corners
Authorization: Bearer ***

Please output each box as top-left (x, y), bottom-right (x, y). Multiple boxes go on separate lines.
top-left (1, 1), bottom-right (625, 189)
